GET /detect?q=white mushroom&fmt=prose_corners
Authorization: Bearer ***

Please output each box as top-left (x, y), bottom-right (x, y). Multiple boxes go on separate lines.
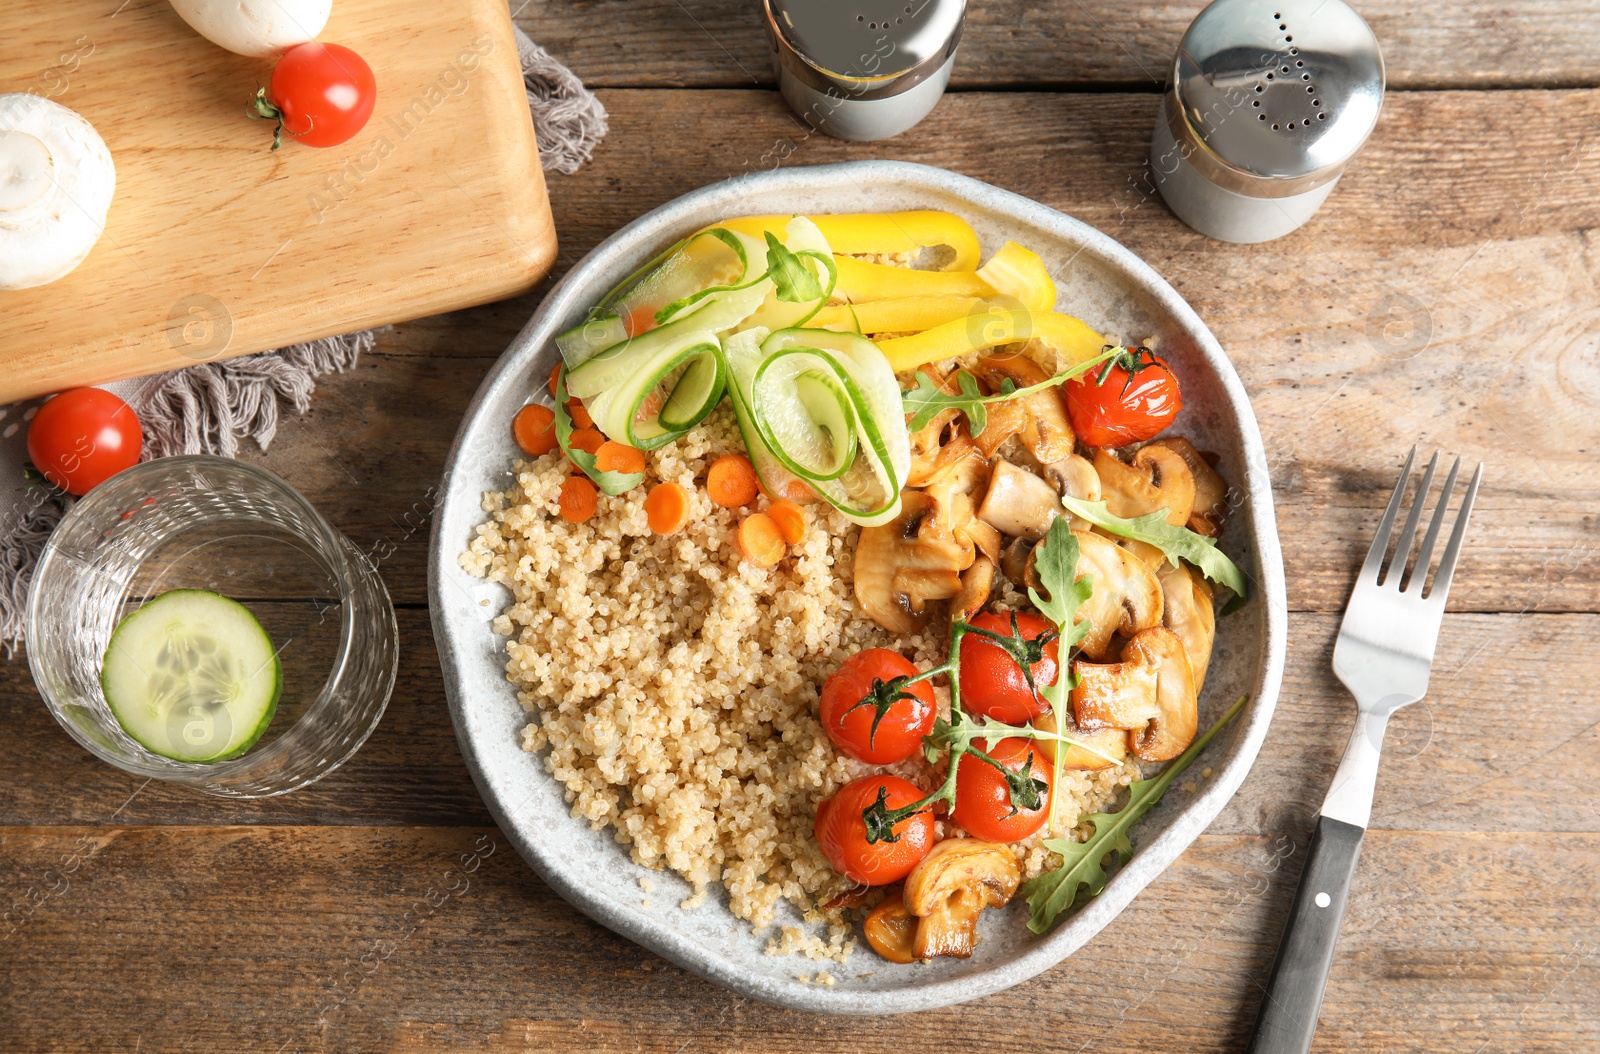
top-left (976, 459), bottom-right (1061, 540)
top-left (950, 555), bottom-right (996, 625)
top-left (1093, 445), bottom-right (1197, 527)
top-left (1071, 529), bottom-right (1163, 660)
top-left (0, 95), bottom-right (115, 290)
top-left (167, 0), bottom-right (331, 57)
top-left (1070, 627), bottom-right (1198, 762)
top-left (1042, 453), bottom-right (1101, 503)
top-left (1159, 561), bottom-right (1215, 689)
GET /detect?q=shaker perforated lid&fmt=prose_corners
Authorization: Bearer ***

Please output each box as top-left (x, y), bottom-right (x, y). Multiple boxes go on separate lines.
top-left (1170, 0), bottom-right (1384, 194)
top-left (764, 0), bottom-right (965, 98)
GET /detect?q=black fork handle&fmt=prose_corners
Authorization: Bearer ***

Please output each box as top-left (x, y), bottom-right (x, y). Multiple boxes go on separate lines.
top-left (1245, 816), bottom-right (1366, 1054)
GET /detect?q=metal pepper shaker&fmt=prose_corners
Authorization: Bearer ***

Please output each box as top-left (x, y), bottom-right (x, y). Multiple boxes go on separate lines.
top-left (762, 0), bottom-right (966, 142)
top-left (1150, 0), bottom-right (1385, 243)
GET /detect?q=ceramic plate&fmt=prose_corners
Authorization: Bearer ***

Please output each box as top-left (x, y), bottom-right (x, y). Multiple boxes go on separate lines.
top-left (429, 161), bottom-right (1287, 1014)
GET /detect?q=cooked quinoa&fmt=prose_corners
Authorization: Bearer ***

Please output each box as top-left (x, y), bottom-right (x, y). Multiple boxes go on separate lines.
top-left (460, 404), bottom-right (1136, 955)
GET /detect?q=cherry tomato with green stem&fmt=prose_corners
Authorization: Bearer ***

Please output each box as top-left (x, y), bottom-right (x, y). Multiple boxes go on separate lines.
top-left (1065, 345), bottom-right (1183, 448)
top-left (958, 611), bottom-right (1060, 724)
top-left (251, 42), bottom-right (376, 150)
top-left (814, 775), bottom-right (936, 885)
top-left (819, 649), bottom-right (938, 764)
top-left (26, 387), bottom-right (141, 495)
top-left (951, 737), bottom-right (1053, 843)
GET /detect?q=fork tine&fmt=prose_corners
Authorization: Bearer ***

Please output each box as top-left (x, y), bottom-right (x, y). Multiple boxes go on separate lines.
top-left (1405, 456), bottom-right (1462, 592)
top-left (1360, 446), bottom-right (1416, 582)
top-left (1426, 461), bottom-right (1482, 601)
top-left (1384, 450), bottom-right (1438, 586)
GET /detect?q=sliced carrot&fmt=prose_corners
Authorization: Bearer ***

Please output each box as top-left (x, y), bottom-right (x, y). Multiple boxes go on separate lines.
top-left (738, 513), bottom-right (786, 568)
top-left (547, 363), bottom-right (563, 399)
top-left (644, 481), bottom-right (691, 535)
top-left (766, 499), bottom-right (808, 545)
top-left (512, 404), bottom-right (557, 456)
top-left (558, 476), bottom-right (598, 523)
top-left (707, 454), bottom-right (761, 509)
top-left (569, 427), bottom-right (605, 455)
top-left (567, 398), bottom-right (595, 429)
top-left (595, 440), bottom-right (647, 475)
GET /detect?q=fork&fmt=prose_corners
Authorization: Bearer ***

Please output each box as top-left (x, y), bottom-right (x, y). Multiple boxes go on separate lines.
top-left (1246, 448), bottom-right (1484, 1054)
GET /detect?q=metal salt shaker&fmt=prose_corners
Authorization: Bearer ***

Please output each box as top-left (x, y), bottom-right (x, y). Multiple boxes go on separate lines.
top-left (762, 0), bottom-right (966, 142)
top-left (1150, 0), bottom-right (1385, 243)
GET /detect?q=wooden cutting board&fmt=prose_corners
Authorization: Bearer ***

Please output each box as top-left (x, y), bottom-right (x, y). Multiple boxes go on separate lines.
top-left (0, 0), bottom-right (556, 402)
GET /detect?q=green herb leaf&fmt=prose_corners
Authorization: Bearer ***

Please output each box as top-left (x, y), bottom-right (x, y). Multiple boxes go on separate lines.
top-left (764, 232), bottom-right (823, 304)
top-left (1060, 495), bottom-right (1249, 600)
top-left (1020, 694), bottom-right (1250, 933)
top-left (902, 345), bottom-right (1121, 436)
top-left (1027, 518), bottom-right (1094, 651)
top-left (553, 370), bottom-right (645, 496)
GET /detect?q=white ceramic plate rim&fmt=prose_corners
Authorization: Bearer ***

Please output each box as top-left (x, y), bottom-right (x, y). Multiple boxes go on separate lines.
top-left (429, 160), bottom-right (1287, 1014)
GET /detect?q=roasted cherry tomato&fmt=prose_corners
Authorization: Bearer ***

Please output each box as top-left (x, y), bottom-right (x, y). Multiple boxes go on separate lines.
top-left (814, 775), bottom-right (936, 886)
top-left (958, 611), bottom-right (1060, 724)
top-left (253, 42), bottom-right (376, 149)
top-left (1065, 346), bottom-right (1182, 448)
top-left (26, 387), bottom-right (142, 495)
top-left (952, 737), bottom-right (1053, 843)
top-left (819, 649), bottom-right (938, 764)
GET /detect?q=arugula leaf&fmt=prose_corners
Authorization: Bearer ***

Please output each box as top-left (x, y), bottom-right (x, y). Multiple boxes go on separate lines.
top-left (763, 232), bottom-right (823, 303)
top-left (901, 345), bottom-right (1119, 436)
top-left (1060, 495), bottom-right (1248, 600)
top-left (1020, 694), bottom-right (1249, 933)
top-left (553, 370), bottom-right (645, 496)
top-left (1027, 518), bottom-right (1094, 651)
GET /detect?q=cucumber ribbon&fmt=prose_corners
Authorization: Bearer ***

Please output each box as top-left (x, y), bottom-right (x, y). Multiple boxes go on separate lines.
top-left (555, 217), bottom-right (908, 523)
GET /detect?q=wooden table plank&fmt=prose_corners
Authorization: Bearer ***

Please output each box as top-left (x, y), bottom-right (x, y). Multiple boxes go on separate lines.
top-left (210, 88), bottom-right (1600, 612)
top-left (4, 611), bottom-right (1595, 836)
top-left (513, 1), bottom-right (1600, 91)
top-left (2, 825), bottom-right (1595, 1052)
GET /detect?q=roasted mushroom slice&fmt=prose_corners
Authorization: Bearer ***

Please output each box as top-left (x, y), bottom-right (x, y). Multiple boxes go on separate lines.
top-left (1071, 529), bottom-right (1163, 660)
top-left (1093, 445), bottom-right (1196, 527)
top-left (1147, 437), bottom-right (1228, 536)
top-left (1159, 561), bottom-right (1215, 690)
top-left (1042, 453), bottom-right (1101, 504)
top-left (951, 555), bottom-right (997, 625)
top-left (902, 839), bottom-right (1021, 960)
top-left (863, 897), bottom-right (919, 964)
top-left (1069, 627), bottom-right (1197, 763)
top-left (1000, 536), bottom-right (1037, 588)
top-left (854, 490), bottom-right (969, 634)
top-left (1032, 705), bottom-right (1129, 771)
top-left (976, 459), bottom-right (1061, 540)
top-left (907, 426), bottom-right (990, 494)
top-left (974, 352), bottom-right (1077, 464)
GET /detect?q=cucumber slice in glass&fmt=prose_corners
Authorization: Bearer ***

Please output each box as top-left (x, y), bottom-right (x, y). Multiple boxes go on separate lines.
top-left (100, 589), bottom-right (282, 763)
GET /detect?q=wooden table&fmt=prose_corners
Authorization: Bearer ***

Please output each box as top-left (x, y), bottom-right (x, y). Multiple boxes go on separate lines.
top-left (3, 3), bottom-right (1597, 1050)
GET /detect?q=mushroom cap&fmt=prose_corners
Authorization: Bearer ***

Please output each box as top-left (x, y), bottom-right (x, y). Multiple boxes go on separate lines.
top-left (1093, 445), bottom-right (1197, 527)
top-left (903, 838), bottom-right (1021, 959)
top-left (0, 94), bottom-right (115, 290)
top-left (976, 458), bottom-right (1061, 540)
top-left (1071, 528), bottom-right (1163, 660)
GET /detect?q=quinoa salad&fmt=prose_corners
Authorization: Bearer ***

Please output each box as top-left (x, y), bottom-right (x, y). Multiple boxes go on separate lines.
top-left (461, 210), bottom-right (1249, 966)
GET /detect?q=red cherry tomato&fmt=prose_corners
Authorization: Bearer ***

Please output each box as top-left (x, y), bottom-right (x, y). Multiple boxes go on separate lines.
top-left (958, 611), bottom-right (1060, 724)
top-left (26, 388), bottom-right (142, 496)
top-left (952, 737), bottom-right (1053, 843)
top-left (814, 775), bottom-right (936, 886)
top-left (819, 649), bottom-right (938, 764)
top-left (258, 43), bottom-right (376, 149)
top-left (1065, 346), bottom-right (1183, 448)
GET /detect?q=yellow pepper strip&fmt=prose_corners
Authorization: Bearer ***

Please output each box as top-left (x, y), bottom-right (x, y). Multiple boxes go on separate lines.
top-left (717, 212), bottom-right (982, 271)
top-left (832, 255), bottom-right (995, 303)
top-left (877, 309), bottom-right (1106, 374)
top-left (808, 296), bottom-right (992, 334)
top-left (975, 241), bottom-right (1058, 312)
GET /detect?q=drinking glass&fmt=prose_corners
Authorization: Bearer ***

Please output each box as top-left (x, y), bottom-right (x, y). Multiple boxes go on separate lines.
top-left (26, 456), bottom-right (398, 796)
